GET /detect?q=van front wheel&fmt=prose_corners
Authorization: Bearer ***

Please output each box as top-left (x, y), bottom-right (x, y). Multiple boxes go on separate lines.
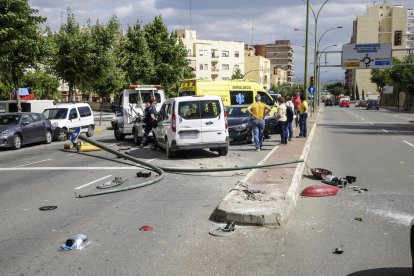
top-left (217, 146), bottom-right (228, 156)
top-left (86, 125), bottom-right (94, 137)
top-left (114, 127), bottom-right (125, 140)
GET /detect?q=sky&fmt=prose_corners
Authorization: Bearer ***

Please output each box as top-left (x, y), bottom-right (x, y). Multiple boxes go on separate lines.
top-left (30, 0), bottom-right (414, 83)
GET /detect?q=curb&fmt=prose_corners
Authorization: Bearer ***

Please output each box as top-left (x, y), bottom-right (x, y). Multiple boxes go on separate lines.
top-left (215, 113), bottom-right (318, 226)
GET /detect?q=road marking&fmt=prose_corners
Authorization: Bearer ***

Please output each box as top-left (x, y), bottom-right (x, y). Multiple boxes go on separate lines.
top-left (146, 159), bottom-right (156, 163)
top-left (66, 153), bottom-right (76, 156)
top-left (16, 159), bottom-right (52, 168)
top-left (75, 175), bottom-right (112, 190)
top-left (361, 118), bottom-right (366, 120)
top-left (369, 122), bottom-right (374, 125)
top-left (382, 129), bottom-right (389, 133)
top-left (0, 167), bottom-right (141, 171)
top-left (402, 140), bottom-right (414, 147)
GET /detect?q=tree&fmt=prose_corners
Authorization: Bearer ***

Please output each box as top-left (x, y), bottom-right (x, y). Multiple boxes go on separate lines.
top-left (143, 16), bottom-right (192, 97)
top-left (21, 70), bottom-right (60, 100)
top-left (0, 0), bottom-right (46, 111)
top-left (371, 68), bottom-right (391, 94)
top-left (52, 9), bottom-right (93, 102)
top-left (87, 17), bottom-right (124, 125)
top-left (231, 69), bottom-right (244, 80)
top-left (119, 21), bottom-right (154, 84)
top-left (390, 55), bottom-right (414, 110)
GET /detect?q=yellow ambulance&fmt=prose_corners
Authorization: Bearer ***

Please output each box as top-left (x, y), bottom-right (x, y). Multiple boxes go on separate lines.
top-left (178, 79), bottom-right (276, 111)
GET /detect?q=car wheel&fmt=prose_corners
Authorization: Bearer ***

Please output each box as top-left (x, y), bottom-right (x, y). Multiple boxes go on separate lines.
top-left (57, 128), bottom-right (68, 141)
top-left (217, 146), bottom-right (228, 156)
top-left (132, 128), bottom-right (140, 145)
top-left (247, 133), bottom-right (253, 144)
top-left (114, 127), bottom-right (125, 140)
top-left (376, 107), bottom-right (379, 110)
top-left (86, 125), bottom-right (94, 137)
top-left (45, 130), bottom-right (52, 144)
top-left (166, 138), bottom-right (176, 159)
top-left (12, 134), bottom-right (22, 150)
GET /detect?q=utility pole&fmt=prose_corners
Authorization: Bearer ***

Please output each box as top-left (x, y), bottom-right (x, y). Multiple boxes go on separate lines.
top-left (304, 0), bottom-right (310, 98)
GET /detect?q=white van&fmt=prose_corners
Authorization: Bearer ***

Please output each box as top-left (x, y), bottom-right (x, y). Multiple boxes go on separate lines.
top-left (43, 103), bottom-right (95, 141)
top-left (0, 100), bottom-right (55, 113)
top-left (113, 84), bottom-right (166, 140)
top-left (153, 95), bottom-right (229, 158)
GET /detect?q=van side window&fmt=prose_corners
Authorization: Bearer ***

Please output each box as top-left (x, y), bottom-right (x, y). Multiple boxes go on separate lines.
top-left (201, 100), bottom-right (221, 119)
top-left (78, 106), bottom-right (92, 117)
top-left (230, 91), bottom-right (254, 105)
top-left (158, 104), bottom-right (166, 121)
top-left (178, 101), bottom-right (200, 120)
top-left (69, 108), bottom-right (78, 119)
top-left (258, 91), bottom-right (274, 106)
top-left (165, 104), bottom-right (172, 120)
top-left (129, 94), bottom-right (137, 103)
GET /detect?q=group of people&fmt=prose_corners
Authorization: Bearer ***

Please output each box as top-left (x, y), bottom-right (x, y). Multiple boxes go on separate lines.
top-left (247, 91), bottom-right (308, 151)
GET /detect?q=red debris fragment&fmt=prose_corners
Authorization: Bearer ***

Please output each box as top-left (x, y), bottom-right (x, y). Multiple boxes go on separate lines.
top-left (310, 168), bottom-right (333, 179)
top-left (139, 225), bottom-right (154, 231)
top-left (301, 185), bottom-right (339, 197)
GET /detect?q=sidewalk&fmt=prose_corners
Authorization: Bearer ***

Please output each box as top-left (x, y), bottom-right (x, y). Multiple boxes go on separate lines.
top-left (215, 113), bottom-right (318, 226)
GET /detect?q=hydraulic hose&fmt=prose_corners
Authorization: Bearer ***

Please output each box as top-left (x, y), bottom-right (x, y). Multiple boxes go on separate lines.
top-left (75, 135), bottom-right (303, 198)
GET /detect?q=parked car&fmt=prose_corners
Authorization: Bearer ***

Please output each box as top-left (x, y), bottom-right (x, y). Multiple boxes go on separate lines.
top-left (366, 100), bottom-right (380, 110)
top-left (0, 112), bottom-right (53, 150)
top-left (333, 100), bottom-right (339, 106)
top-left (325, 99), bottom-right (333, 107)
top-left (355, 100), bottom-right (367, 107)
top-left (226, 105), bottom-right (277, 144)
top-left (339, 99), bottom-right (350, 108)
top-left (152, 95), bottom-right (229, 158)
top-left (43, 103), bottom-right (95, 141)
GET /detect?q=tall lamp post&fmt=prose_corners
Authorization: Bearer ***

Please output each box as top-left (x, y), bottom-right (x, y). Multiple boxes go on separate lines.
top-left (304, 0), bottom-right (310, 99)
top-left (317, 44), bottom-right (338, 104)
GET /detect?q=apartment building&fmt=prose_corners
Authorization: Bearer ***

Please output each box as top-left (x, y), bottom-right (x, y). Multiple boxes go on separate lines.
top-left (254, 41), bottom-right (294, 86)
top-left (244, 46), bottom-right (271, 89)
top-left (176, 30), bottom-right (244, 81)
top-left (408, 9), bottom-right (414, 49)
top-left (345, 3), bottom-right (408, 99)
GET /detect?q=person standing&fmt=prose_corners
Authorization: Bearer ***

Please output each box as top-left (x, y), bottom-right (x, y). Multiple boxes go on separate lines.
top-left (247, 95), bottom-right (271, 152)
top-left (292, 91), bottom-right (302, 127)
top-left (140, 98), bottom-right (157, 147)
top-left (297, 94), bottom-right (308, 138)
top-left (285, 95), bottom-right (294, 141)
top-left (275, 97), bottom-right (288, 144)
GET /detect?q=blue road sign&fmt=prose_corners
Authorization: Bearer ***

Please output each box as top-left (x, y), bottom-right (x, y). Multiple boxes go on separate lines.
top-left (308, 86), bottom-right (316, 94)
top-left (70, 127), bottom-right (81, 144)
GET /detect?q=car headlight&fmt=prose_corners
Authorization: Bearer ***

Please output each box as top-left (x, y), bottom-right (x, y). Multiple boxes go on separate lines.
top-left (1, 130), bottom-right (8, 137)
top-left (233, 123), bottom-right (248, 131)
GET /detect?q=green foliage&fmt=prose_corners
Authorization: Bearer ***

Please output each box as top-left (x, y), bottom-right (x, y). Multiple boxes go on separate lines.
top-left (0, 0), bottom-right (46, 105)
top-left (231, 69), bottom-right (243, 80)
top-left (370, 68), bottom-right (391, 92)
top-left (390, 55), bottom-right (414, 110)
top-left (325, 82), bottom-right (346, 98)
top-left (21, 70), bottom-right (60, 100)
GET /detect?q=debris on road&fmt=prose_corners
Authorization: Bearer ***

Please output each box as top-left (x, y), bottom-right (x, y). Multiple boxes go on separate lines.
top-left (355, 217), bottom-right (363, 222)
top-left (96, 177), bottom-right (126, 189)
top-left (209, 221), bottom-right (236, 237)
top-left (301, 185), bottom-right (339, 197)
top-left (139, 225), bottom-right (154, 232)
top-left (60, 234), bottom-right (90, 251)
top-left (39, 206), bottom-right (57, 211)
top-left (333, 247), bottom-right (344, 254)
top-left (136, 171), bottom-right (152, 178)
top-left (310, 168), bottom-right (332, 179)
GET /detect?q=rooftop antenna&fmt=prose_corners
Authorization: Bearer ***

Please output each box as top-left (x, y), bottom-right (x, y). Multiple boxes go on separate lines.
top-left (251, 17), bottom-right (254, 45)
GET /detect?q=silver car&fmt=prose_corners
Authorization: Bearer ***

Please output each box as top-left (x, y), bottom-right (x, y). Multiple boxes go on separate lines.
top-left (0, 113), bottom-right (53, 150)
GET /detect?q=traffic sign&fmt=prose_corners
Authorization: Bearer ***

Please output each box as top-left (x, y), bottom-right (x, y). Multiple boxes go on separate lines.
top-left (342, 43), bottom-right (392, 69)
top-left (308, 86), bottom-right (316, 94)
top-left (70, 127), bottom-right (81, 144)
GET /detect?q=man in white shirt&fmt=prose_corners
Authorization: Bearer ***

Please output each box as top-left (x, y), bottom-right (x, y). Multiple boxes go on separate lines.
top-left (275, 97), bottom-right (288, 144)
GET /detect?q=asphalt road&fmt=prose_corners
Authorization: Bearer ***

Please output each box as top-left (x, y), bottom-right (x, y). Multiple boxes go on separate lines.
top-left (0, 106), bottom-right (413, 275)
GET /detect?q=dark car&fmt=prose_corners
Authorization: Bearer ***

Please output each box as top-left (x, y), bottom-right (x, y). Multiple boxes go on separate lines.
top-left (366, 100), bottom-right (380, 110)
top-left (333, 100), bottom-right (339, 106)
top-left (325, 99), bottom-right (333, 107)
top-left (0, 113), bottom-right (53, 150)
top-left (226, 105), bottom-right (277, 144)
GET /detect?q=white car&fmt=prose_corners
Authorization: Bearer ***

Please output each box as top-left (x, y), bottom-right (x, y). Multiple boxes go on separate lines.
top-left (43, 103), bottom-right (95, 141)
top-left (152, 95), bottom-right (229, 158)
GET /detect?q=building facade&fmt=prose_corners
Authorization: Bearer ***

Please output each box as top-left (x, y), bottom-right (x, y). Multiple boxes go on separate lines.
top-left (176, 30), bottom-right (244, 81)
top-left (345, 3), bottom-right (408, 99)
top-left (408, 9), bottom-right (414, 50)
top-left (244, 46), bottom-right (271, 89)
top-left (254, 41), bottom-right (294, 86)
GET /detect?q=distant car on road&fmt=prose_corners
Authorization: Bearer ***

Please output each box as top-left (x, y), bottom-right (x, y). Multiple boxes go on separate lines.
top-left (325, 99), bottom-right (333, 107)
top-left (0, 112), bottom-right (53, 150)
top-left (355, 100), bottom-right (367, 107)
top-left (339, 99), bottom-right (350, 108)
top-left (226, 105), bottom-right (277, 144)
top-left (366, 100), bottom-right (380, 110)
top-left (333, 100), bottom-right (339, 106)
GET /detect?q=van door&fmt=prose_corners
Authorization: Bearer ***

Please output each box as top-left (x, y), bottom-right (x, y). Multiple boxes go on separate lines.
top-left (153, 103), bottom-right (168, 147)
top-left (68, 108), bottom-right (81, 129)
top-left (199, 99), bottom-right (226, 143)
top-left (176, 100), bottom-right (202, 145)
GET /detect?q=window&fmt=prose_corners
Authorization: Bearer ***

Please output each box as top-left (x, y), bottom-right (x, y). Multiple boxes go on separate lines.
top-left (178, 101), bottom-right (200, 120)
top-left (78, 106), bottom-right (92, 117)
top-left (21, 114), bottom-right (33, 124)
top-left (187, 49), bottom-right (192, 56)
top-left (394, 31), bottom-right (402, 46)
top-left (200, 100), bottom-right (221, 119)
top-left (222, 77), bottom-right (229, 80)
top-left (222, 64), bottom-right (229, 70)
top-left (204, 50), bottom-right (208, 56)
top-left (258, 91), bottom-right (274, 105)
top-left (31, 113), bottom-right (41, 122)
top-left (222, 50), bottom-right (229, 57)
top-left (199, 64), bottom-right (204, 70)
top-left (69, 108), bottom-right (78, 119)
top-left (199, 49), bottom-right (204, 56)
top-left (235, 51), bottom-right (240, 58)
top-left (229, 91), bottom-right (254, 105)
top-left (204, 64), bottom-right (208, 70)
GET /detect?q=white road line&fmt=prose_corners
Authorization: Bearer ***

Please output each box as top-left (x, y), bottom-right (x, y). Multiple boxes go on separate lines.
top-left (16, 159), bottom-right (52, 168)
top-left (0, 167), bottom-right (141, 171)
top-left (65, 153), bottom-right (76, 156)
top-left (146, 159), bottom-right (156, 163)
top-left (402, 140), bottom-right (414, 147)
top-left (382, 129), bottom-right (389, 133)
top-left (75, 175), bottom-right (112, 190)
top-left (369, 122), bottom-right (374, 125)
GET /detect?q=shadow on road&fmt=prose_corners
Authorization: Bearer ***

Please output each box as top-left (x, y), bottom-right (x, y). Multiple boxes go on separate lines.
top-left (347, 267), bottom-right (412, 276)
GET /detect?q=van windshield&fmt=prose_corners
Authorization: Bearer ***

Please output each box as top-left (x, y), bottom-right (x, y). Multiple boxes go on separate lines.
top-left (178, 100), bottom-right (221, 120)
top-left (43, 108), bottom-right (68, 119)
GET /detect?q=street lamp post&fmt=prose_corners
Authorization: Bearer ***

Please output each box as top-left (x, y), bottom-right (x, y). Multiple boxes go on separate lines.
top-left (317, 44), bottom-right (338, 104)
top-left (304, 0), bottom-right (310, 99)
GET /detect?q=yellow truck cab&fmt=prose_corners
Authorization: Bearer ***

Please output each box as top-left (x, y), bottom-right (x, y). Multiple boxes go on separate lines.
top-left (178, 79), bottom-right (276, 115)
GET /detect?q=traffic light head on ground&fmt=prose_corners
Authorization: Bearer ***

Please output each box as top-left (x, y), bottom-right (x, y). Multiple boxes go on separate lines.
top-left (310, 76), bottom-right (315, 87)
